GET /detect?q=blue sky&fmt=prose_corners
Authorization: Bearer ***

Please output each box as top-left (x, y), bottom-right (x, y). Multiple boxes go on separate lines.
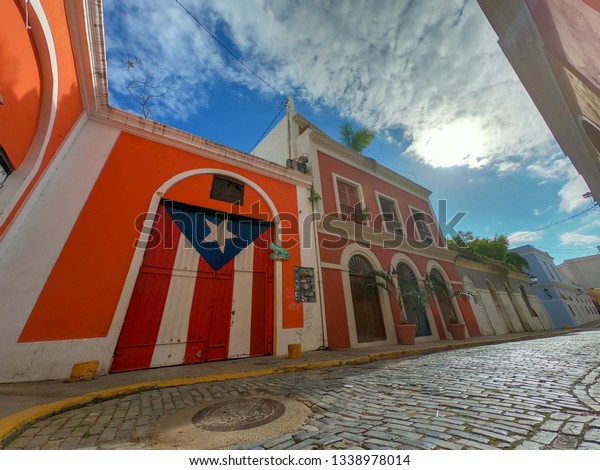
top-left (102, 0), bottom-right (599, 264)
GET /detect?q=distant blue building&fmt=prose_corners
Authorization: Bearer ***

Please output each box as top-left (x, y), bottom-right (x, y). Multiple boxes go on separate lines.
top-left (509, 245), bottom-right (598, 328)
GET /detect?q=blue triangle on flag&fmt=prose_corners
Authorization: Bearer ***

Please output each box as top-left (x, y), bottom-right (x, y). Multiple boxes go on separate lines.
top-left (164, 202), bottom-right (271, 272)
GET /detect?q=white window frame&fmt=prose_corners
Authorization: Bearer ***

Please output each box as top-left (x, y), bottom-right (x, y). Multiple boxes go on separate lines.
top-left (374, 191), bottom-right (404, 236)
top-left (332, 173), bottom-right (369, 226)
top-left (408, 205), bottom-right (434, 244)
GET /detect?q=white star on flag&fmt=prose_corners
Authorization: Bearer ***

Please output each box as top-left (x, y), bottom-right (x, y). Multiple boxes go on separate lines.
top-left (202, 219), bottom-right (238, 254)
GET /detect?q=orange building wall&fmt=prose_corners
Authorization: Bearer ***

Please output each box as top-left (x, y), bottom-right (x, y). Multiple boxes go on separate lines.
top-left (42, 0), bottom-right (84, 158)
top-left (0, 0), bottom-right (42, 168)
top-left (19, 132), bottom-right (303, 342)
top-left (1, 0), bottom-right (83, 237)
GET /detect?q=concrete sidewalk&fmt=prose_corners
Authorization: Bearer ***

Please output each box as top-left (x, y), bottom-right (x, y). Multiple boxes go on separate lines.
top-left (0, 327), bottom-right (592, 447)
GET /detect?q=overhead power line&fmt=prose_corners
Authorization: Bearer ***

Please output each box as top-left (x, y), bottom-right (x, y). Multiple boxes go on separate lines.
top-left (249, 99), bottom-right (288, 153)
top-left (175, 0), bottom-right (284, 99)
top-left (526, 203), bottom-right (598, 234)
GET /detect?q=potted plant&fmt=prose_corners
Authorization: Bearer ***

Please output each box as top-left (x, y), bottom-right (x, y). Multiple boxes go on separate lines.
top-left (447, 316), bottom-right (466, 340)
top-left (425, 273), bottom-right (476, 340)
top-left (368, 269), bottom-right (422, 345)
top-left (351, 206), bottom-right (370, 225)
top-left (394, 318), bottom-right (417, 345)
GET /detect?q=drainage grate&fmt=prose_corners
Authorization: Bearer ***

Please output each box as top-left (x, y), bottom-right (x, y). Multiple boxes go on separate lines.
top-left (191, 398), bottom-right (286, 432)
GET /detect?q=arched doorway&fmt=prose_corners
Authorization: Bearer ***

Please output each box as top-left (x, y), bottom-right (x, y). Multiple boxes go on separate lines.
top-left (349, 254), bottom-right (386, 342)
top-left (503, 282), bottom-right (530, 331)
top-left (111, 199), bottom-right (274, 372)
top-left (428, 268), bottom-right (458, 326)
top-left (519, 284), bottom-right (540, 319)
top-left (395, 262), bottom-right (432, 337)
top-left (485, 279), bottom-right (516, 333)
top-left (463, 275), bottom-right (495, 336)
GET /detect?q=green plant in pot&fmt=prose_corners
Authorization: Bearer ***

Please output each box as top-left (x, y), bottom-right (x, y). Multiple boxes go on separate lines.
top-left (352, 206), bottom-right (370, 224)
top-left (425, 272), bottom-right (475, 339)
top-left (366, 269), bottom-right (430, 345)
top-left (447, 314), bottom-right (466, 340)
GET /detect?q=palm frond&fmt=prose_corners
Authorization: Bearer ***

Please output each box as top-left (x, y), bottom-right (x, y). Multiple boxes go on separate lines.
top-left (339, 121), bottom-right (375, 152)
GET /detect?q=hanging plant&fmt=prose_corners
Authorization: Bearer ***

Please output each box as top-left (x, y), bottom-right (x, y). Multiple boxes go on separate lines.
top-left (307, 185), bottom-right (322, 203)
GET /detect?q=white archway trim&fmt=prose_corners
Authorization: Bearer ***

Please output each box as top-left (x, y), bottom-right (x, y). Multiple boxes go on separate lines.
top-left (484, 277), bottom-right (516, 334)
top-left (462, 274), bottom-right (495, 336)
top-left (390, 252), bottom-right (422, 278)
top-left (425, 260), bottom-right (466, 328)
top-left (339, 244), bottom-right (382, 269)
top-left (390, 254), bottom-right (439, 340)
top-left (107, 168), bottom-right (282, 348)
top-left (425, 260), bottom-right (452, 282)
top-left (578, 115), bottom-right (600, 143)
top-left (0, 0), bottom-right (59, 227)
top-left (340, 245), bottom-right (396, 348)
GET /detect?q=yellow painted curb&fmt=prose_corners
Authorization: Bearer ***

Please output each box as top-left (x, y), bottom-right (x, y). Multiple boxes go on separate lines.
top-left (369, 350), bottom-right (410, 362)
top-left (0, 368), bottom-right (276, 447)
top-left (304, 359), bottom-right (342, 370)
top-left (340, 356), bottom-right (371, 366)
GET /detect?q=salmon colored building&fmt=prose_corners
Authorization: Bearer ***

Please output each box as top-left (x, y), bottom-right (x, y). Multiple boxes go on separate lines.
top-left (0, 0), bottom-right (324, 382)
top-left (254, 105), bottom-right (482, 349)
top-left (478, 0), bottom-right (600, 203)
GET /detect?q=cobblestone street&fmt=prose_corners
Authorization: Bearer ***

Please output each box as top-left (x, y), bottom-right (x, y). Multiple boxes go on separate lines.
top-left (5, 330), bottom-right (600, 450)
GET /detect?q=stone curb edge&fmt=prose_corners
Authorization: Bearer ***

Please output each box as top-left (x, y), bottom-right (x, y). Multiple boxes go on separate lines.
top-left (0, 330), bottom-right (568, 447)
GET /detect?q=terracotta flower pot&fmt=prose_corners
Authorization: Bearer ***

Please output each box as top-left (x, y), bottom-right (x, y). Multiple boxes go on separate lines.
top-left (448, 323), bottom-right (466, 340)
top-left (395, 323), bottom-right (416, 345)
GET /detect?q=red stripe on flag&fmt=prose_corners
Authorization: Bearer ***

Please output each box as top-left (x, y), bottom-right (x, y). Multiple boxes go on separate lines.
top-left (111, 204), bottom-right (182, 372)
top-left (250, 227), bottom-right (274, 356)
top-left (184, 253), bottom-right (235, 364)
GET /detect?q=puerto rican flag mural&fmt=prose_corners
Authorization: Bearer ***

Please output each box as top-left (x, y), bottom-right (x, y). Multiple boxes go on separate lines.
top-left (111, 201), bottom-right (274, 372)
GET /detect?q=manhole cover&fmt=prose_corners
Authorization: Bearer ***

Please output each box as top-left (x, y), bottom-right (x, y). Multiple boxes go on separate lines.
top-left (191, 398), bottom-right (286, 431)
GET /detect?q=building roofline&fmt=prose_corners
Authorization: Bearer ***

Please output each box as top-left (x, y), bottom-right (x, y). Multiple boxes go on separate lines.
top-left (509, 244), bottom-right (554, 260)
top-left (292, 113), bottom-right (432, 199)
top-left (560, 253), bottom-right (600, 265)
top-left (70, 0), bottom-right (311, 188)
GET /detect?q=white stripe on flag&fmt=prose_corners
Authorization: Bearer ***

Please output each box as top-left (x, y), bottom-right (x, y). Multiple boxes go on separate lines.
top-left (150, 235), bottom-right (200, 368)
top-left (228, 240), bottom-right (255, 358)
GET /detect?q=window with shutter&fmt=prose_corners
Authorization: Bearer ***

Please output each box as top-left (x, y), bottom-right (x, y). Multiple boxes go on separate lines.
top-left (378, 196), bottom-right (403, 235)
top-left (336, 179), bottom-right (360, 219)
top-left (411, 210), bottom-right (433, 243)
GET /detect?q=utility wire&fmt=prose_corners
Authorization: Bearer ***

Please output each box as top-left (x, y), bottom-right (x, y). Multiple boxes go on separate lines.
top-left (525, 203), bottom-right (598, 234)
top-left (249, 99), bottom-right (287, 153)
top-left (535, 245), bottom-right (598, 252)
top-left (175, 0), bottom-right (284, 99)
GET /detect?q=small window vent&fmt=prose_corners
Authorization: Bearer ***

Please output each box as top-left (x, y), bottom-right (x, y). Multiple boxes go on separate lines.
top-left (210, 176), bottom-right (245, 205)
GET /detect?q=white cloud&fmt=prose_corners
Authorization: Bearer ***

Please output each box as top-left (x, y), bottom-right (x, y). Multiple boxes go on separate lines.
top-left (580, 211), bottom-right (600, 229)
top-left (103, 0), bottom-right (558, 169)
top-left (497, 161), bottom-right (521, 174)
top-left (558, 174), bottom-right (591, 213)
top-left (559, 232), bottom-right (600, 246)
top-left (527, 157), bottom-right (573, 181)
top-left (508, 231), bottom-right (543, 244)
top-left (533, 205), bottom-right (552, 216)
